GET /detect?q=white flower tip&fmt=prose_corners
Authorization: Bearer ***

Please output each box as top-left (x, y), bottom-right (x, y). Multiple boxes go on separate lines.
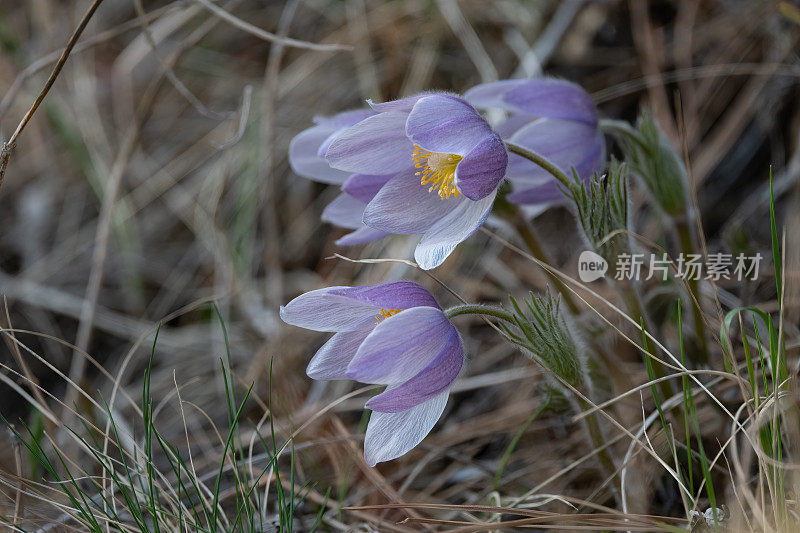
top-left (363, 441), bottom-right (393, 467)
top-left (305, 364), bottom-right (322, 380)
top-left (414, 247), bottom-right (445, 271)
top-left (278, 305), bottom-right (292, 325)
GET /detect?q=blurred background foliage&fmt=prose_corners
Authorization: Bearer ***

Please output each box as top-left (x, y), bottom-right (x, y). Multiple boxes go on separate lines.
top-left (0, 0), bottom-right (799, 529)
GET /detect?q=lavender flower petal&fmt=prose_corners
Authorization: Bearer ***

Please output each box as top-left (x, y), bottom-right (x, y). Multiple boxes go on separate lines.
top-left (494, 113), bottom-right (536, 138)
top-left (406, 94), bottom-right (495, 155)
top-left (363, 168), bottom-right (460, 234)
top-left (367, 94), bottom-right (427, 113)
top-left (330, 281), bottom-right (440, 310)
top-left (326, 112), bottom-right (414, 174)
top-left (462, 79), bottom-right (529, 109)
top-left (322, 193), bottom-right (388, 246)
top-left (335, 226), bottom-right (389, 246)
top-left (506, 179), bottom-right (567, 208)
top-left (280, 287), bottom-right (379, 332)
top-left (289, 124), bottom-right (352, 184)
top-left (454, 135), bottom-right (508, 200)
top-left (307, 329), bottom-right (372, 380)
top-left (363, 388), bottom-right (449, 466)
top-left (322, 193), bottom-right (367, 230)
top-left (346, 306), bottom-right (452, 384)
top-left (366, 328), bottom-right (462, 413)
top-left (465, 78), bottom-right (597, 125)
top-left (414, 190), bottom-right (496, 270)
top-left (289, 109), bottom-right (374, 184)
top-left (504, 80), bottom-right (597, 124)
top-left (314, 110), bottom-right (375, 156)
top-left (342, 173), bottom-right (393, 203)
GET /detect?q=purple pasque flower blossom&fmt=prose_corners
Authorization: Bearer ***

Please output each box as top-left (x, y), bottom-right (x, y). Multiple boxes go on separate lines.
top-left (465, 78), bottom-right (605, 217)
top-left (280, 281), bottom-right (463, 466)
top-left (289, 109), bottom-right (389, 246)
top-left (324, 93), bottom-right (508, 270)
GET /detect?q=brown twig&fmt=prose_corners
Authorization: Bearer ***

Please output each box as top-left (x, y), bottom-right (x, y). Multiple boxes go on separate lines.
top-left (0, 0), bottom-right (107, 197)
top-left (194, 0), bottom-right (351, 52)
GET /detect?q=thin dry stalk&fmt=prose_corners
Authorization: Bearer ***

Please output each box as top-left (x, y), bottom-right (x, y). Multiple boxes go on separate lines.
top-left (0, 0), bottom-right (107, 195)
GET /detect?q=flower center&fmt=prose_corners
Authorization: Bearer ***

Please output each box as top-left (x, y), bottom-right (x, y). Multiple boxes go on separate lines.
top-left (375, 308), bottom-right (402, 324)
top-left (412, 145), bottom-right (462, 199)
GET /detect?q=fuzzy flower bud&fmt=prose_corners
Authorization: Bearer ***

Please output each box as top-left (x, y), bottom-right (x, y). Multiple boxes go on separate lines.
top-left (618, 112), bottom-right (688, 216)
top-left (566, 159), bottom-right (630, 266)
top-left (507, 292), bottom-right (586, 388)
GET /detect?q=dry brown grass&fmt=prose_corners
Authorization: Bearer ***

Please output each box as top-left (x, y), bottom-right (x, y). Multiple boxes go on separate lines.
top-left (0, 0), bottom-right (799, 530)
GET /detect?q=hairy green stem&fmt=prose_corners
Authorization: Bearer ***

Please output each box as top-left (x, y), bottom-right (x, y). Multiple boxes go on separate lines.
top-left (577, 397), bottom-right (622, 500)
top-left (444, 304), bottom-right (515, 322)
top-left (675, 216), bottom-right (710, 365)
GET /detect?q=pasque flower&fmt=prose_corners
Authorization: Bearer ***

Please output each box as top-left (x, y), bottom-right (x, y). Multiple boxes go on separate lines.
top-left (280, 281), bottom-right (463, 466)
top-left (289, 109), bottom-right (388, 245)
top-left (325, 94), bottom-right (508, 269)
top-left (465, 78), bottom-right (605, 217)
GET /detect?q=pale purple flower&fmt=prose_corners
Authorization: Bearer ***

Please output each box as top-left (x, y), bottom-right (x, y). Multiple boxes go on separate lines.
top-left (325, 94), bottom-right (508, 269)
top-left (280, 281), bottom-right (463, 466)
top-left (465, 79), bottom-right (605, 217)
top-left (289, 109), bottom-right (389, 245)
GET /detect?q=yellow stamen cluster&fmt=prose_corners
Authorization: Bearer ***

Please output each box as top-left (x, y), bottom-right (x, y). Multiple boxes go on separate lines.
top-left (412, 145), bottom-right (462, 199)
top-left (375, 308), bottom-right (402, 324)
